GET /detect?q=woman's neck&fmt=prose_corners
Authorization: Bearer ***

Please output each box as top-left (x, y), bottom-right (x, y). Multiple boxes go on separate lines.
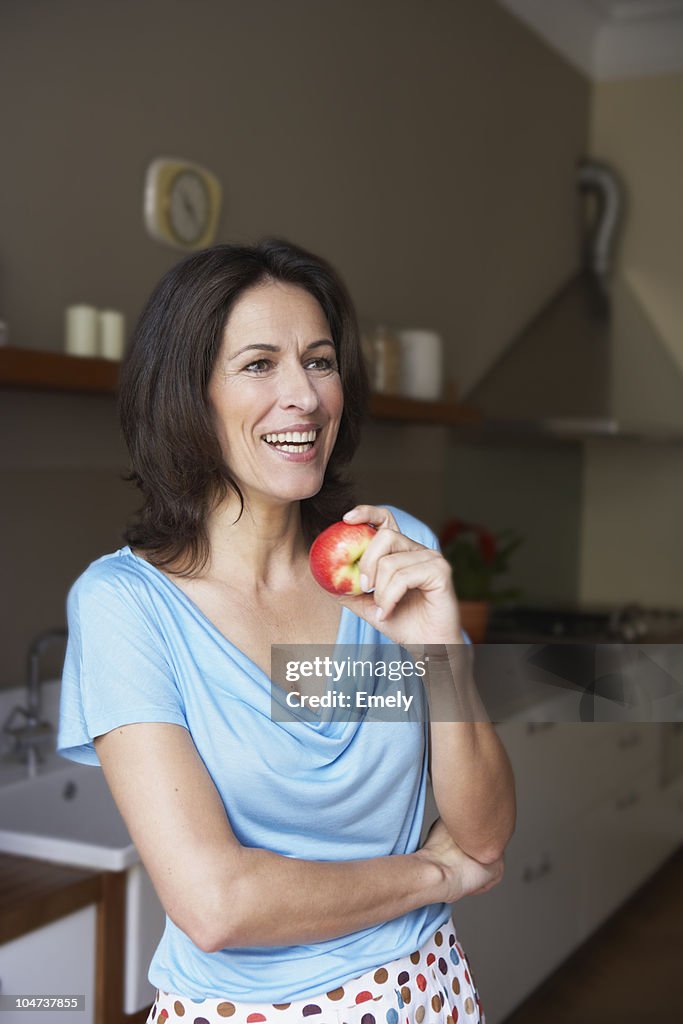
top-left (204, 496), bottom-right (309, 590)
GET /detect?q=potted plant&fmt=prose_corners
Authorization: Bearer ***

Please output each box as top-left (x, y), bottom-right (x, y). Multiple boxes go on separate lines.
top-left (439, 518), bottom-right (524, 643)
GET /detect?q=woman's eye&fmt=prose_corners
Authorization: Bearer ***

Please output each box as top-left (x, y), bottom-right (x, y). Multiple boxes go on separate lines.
top-left (244, 359), bottom-right (272, 373)
top-left (305, 357), bottom-right (337, 372)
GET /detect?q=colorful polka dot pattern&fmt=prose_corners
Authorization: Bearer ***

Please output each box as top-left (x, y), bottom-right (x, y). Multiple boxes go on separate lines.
top-left (147, 919), bottom-right (485, 1024)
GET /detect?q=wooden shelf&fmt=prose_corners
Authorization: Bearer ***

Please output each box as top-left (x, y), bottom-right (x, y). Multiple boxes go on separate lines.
top-left (0, 347), bottom-right (482, 426)
top-left (0, 346), bottom-right (119, 394)
top-left (368, 392), bottom-right (481, 426)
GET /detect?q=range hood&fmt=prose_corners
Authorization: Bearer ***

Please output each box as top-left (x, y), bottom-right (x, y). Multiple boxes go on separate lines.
top-left (465, 161), bottom-right (683, 443)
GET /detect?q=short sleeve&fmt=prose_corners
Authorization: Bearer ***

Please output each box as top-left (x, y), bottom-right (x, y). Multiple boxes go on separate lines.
top-left (57, 567), bottom-right (188, 767)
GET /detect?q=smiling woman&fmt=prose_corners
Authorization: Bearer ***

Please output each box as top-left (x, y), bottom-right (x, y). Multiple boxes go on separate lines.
top-left (117, 240), bottom-right (368, 576)
top-left (56, 238), bottom-right (512, 1024)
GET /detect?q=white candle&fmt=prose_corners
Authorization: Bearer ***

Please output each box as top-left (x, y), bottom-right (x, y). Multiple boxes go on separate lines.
top-left (397, 329), bottom-right (444, 400)
top-left (98, 310), bottom-right (126, 360)
top-left (65, 305), bottom-right (98, 357)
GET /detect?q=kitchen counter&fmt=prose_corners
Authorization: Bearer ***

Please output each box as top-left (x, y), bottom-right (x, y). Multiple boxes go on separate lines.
top-left (0, 851), bottom-right (103, 945)
top-left (474, 640), bottom-right (683, 724)
top-left (0, 852), bottom-right (147, 1024)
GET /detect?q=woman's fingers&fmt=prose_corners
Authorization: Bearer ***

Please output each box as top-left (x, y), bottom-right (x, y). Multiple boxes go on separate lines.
top-left (336, 590), bottom-right (379, 621)
top-left (339, 505), bottom-right (459, 644)
top-left (355, 520), bottom-right (422, 589)
top-left (371, 549), bottom-right (449, 620)
top-left (343, 504), bottom-right (399, 532)
top-left (342, 506), bottom-right (454, 619)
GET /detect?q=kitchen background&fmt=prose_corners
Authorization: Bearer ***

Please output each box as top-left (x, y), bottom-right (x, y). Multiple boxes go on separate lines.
top-left (1, 4), bottom-right (683, 1023)
top-left (0, 0), bottom-right (682, 684)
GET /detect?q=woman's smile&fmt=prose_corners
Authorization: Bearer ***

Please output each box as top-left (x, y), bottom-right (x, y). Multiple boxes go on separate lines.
top-left (261, 425), bottom-right (321, 459)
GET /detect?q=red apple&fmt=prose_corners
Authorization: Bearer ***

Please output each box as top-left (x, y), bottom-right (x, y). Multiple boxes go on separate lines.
top-left (309, 521), bottom-right (376, 595)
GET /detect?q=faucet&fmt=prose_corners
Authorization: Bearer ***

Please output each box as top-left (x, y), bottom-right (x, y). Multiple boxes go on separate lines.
top-left (2, 627), bottom-right (68, 776)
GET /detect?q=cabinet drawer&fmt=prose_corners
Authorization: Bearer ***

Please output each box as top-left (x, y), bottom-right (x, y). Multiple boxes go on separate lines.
top-left (497, 723), bottom-right (582, 831)
top-left (579, 723), bottom-right (660, 802)
top-left (578, 764), bottom-right (674, 940)
top-left (497, 723), bottom-right (661, 834)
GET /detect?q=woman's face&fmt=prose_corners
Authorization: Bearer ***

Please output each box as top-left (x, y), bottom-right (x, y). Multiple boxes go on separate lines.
top-left (209, 281), bottom-right (344, 510)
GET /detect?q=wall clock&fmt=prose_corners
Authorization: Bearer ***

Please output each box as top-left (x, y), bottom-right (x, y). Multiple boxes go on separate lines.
top-left (144, 157), bottom-right (222, 250)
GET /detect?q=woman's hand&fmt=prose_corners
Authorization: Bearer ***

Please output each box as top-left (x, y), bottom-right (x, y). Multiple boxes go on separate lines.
top-left (338, 505), bottom-right (463, 647)
top-left (417, 817), bottom-right (504, 902)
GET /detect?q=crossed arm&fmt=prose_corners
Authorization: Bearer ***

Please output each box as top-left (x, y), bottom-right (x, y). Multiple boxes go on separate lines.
top-left (95, 718), bottom-right (504, 955)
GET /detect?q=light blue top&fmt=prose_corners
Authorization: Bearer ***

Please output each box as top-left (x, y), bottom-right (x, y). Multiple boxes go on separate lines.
top-left (57, 506), bottom-right (465, 1002)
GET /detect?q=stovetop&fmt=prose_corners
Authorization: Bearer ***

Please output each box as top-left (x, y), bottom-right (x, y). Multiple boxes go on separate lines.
top-left (486, 603), bottom-right (683, 644)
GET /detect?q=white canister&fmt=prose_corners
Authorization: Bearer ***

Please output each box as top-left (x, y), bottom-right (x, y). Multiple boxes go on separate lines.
top-left (98, 310), bottom-right (126, 360)
top-left (65, 305), bottom-right (98, 357)
top-left (397, 329), bottom-right (443, 400)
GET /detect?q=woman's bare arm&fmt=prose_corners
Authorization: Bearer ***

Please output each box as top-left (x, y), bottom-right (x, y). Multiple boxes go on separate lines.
top-left (95, 722), bottom-right (501, 954)
top-left (423, 648), bottom-right (517, 862)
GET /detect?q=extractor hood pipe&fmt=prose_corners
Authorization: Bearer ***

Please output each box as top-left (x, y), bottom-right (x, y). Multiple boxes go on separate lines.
top-left (577, 160), bottom-right (623, 278)
top-left (465, 156), bottom-right (683, 443)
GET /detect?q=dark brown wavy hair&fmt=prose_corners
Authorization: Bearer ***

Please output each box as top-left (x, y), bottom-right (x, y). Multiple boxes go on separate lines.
top-left (118, 239), bottom-right (369, 576)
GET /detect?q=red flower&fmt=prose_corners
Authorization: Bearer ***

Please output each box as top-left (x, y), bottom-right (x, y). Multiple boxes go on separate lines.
top-left (439, 518), bottom-right (497, 564)
top-left (439, 519), bottom-right (464, 547)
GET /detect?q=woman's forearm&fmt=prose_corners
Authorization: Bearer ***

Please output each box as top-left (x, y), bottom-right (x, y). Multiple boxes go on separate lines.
top-left (430, 719), bottom-right (516, 861)
top-left (424, 647), bottom-right (517, 862)
top-left (210, 847), bottom-right (445, 951)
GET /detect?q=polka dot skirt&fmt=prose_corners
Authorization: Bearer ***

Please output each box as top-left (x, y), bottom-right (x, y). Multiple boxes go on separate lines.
top-left (147, 917), bottom-right (485, 1024)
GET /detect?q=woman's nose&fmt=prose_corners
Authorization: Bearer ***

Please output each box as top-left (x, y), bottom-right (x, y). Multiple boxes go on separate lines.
top-left (277, 363), bottom-right (319, 411)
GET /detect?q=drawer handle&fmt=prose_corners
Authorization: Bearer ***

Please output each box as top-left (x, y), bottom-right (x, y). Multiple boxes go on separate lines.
top-left (526, 722), bottom-right (555, 735)
top-left (618, 732), bottom-right (641, 750)
top-left (522, 855), bottom-right (552, 882)
top-left (616, 791), bottom-right (639, 811)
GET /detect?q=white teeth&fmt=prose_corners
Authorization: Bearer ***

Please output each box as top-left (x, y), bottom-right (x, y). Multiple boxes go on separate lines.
top-left (263, 430), bottom-right (318, 444)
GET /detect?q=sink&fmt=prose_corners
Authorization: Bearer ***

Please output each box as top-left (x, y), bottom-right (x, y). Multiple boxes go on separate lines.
top-left (0, 758), bottom-right (138, 870)
top-left (0, 756), bottom-right (164, 1014)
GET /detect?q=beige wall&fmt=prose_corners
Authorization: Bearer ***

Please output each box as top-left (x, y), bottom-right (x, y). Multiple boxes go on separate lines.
top-left (589, 73), bottom-right (683, 369)
top-left (579, 73), bottom-right (683, 606)
top-left (444, 439), bottom-right (584, 603)
top-left (0, 0), bottom-right (587, 388)
top-left (579, 440), bottom-right (683, 606)
top-left (0, 0), bottom-right (590, 687)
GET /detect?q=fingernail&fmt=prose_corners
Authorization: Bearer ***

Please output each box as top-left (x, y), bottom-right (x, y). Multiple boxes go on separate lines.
top-left (375, 606), bottom-right (384, 622)
top-left (343, 510), bottom-right (355, 520)
top-left (360, 574), bottom-right (370, 592)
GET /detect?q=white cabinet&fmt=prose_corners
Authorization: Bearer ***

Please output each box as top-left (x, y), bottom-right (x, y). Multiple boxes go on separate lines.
top-left (426, 721), bottom-right (673, 1024)
top-left (495, 721), bottom-right (578, 831)
top-left (0, 907), bottom-right (96, 1024)
top-left (452, 820), bottom-right (583, 1024)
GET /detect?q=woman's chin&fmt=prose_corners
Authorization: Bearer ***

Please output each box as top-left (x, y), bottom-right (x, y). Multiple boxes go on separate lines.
top-left (277, 483), bottom-right (324, 504)
top-left (245, 476), bottom-right (325, 508)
